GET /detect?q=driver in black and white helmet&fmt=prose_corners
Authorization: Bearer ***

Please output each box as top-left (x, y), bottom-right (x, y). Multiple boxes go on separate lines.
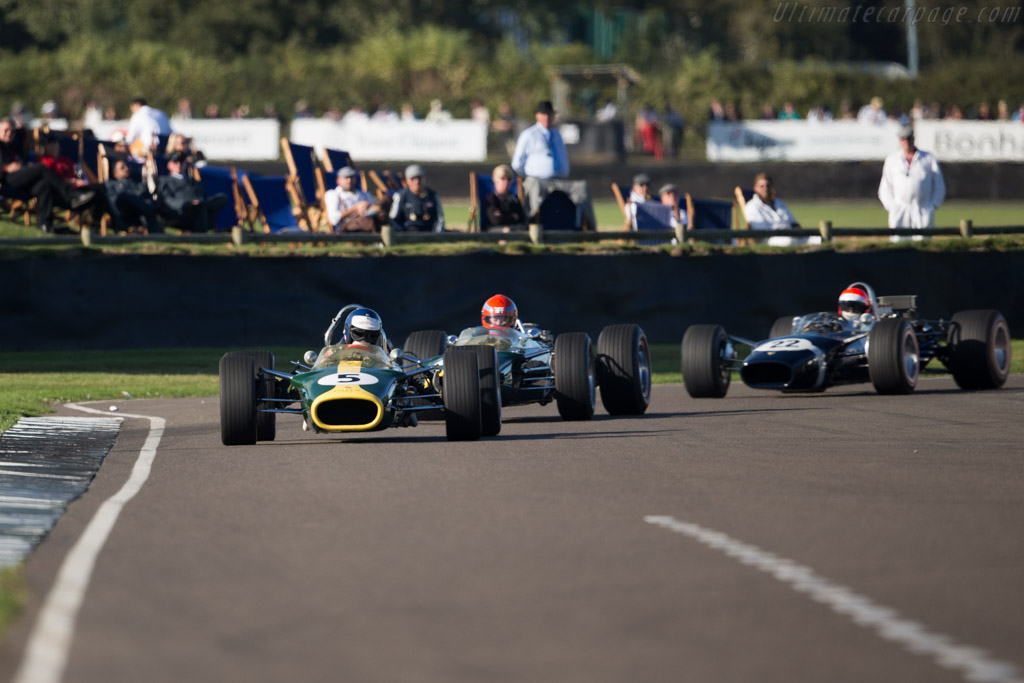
top-left (343, 307), bottom-right (386, 349)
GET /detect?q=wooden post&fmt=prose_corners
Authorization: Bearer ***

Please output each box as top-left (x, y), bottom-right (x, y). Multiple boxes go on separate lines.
top-left (674, 221), bottom-right (685, 245)
top-left (818, 220), bottom-right (833, 242)
top-left (529, 223), bottom-right (543, 245)
top-left (231, 226), bottom-right (244, 247)
top-left (80, 226), bottom-right (92, 246)
top-left (381, 224), bottom-right (394, 248)
top-left (959, 219), bottom-right (973, 239)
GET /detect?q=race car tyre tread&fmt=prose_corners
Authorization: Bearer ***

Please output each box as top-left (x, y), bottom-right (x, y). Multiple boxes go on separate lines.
top-left (596, 323), bottom-right (652, 415)
top-left (948, 309), bottom-right (1011, 390)
top-left (443, 348), bottom-right (482, 441)
top-left (220, 352), bottom-right (258, 446)
top-left (681, 325), bottom-right (731, 398)
top-left (554, 332), bottom-right (596, 421)
top-left (769, 316), bottom-right (797, 340)
top-left (404, 330), bottom-right (448, 362)
top-left (403, 330), bottom-right (449, 420)
top-left (868, 317), bottom-right (919, 394)
top-left (251, 350), bottom-right (277, 442)
top-left (467, 345), bottom-right (502, 436)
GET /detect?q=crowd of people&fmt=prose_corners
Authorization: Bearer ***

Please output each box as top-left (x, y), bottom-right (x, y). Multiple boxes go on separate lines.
top-left (0, 93), bottom-right (952, 239)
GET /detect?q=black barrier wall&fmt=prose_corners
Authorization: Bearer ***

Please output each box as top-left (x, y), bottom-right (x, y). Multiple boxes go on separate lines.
top-left (1, 251), bottom-right (1021, 351)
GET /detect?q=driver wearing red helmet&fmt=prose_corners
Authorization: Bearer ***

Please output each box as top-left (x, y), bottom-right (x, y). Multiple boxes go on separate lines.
top-left (481, 294), bottom-right (518, 330)
top-left (837, 285), bottom-right (872, 323)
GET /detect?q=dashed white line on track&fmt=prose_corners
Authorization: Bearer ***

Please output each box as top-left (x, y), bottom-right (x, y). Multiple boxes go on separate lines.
top-left (644, 515), bottom-right (1024, 683)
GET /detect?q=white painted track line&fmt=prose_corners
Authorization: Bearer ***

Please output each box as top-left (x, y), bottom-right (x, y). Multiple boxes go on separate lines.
top-left (12, 404), bottom-right (165, 683)
top-left (645, 516), bottom-right (1024, 683)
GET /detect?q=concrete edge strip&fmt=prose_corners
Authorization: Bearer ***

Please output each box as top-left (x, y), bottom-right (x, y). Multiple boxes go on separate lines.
top-left (13, 404), bottom-right (165, 683)
top-left (644, 515), bottom-right (1024, 683)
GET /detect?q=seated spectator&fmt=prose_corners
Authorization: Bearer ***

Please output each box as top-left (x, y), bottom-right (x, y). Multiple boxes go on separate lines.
top-left (164, 133), bottom-right (204, 166)
top-left (325, 166), bottom-right (383, 233)
top-left (388, 164), bottom-right (444, 232)
top-left (156, 151), bottom-right (227, 232)
top-left (624, 173), bottom-right (652, 230)
top-left (657, 184), bottom-right (687, 230)
top-left (744, 172), bottom-right (819, 246)
top-left (0, 117), bottom-right (95, 233)
top-left (857, 97), bottom-right (886, 124)
top-left (40, 134), bottom-right (88, 188)
top-left (105, 158), bottom-right (161, 233)
top-left (483, 164), bottom-right (525, 231)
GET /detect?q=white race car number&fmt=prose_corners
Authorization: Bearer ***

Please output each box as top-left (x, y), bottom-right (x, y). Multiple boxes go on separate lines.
top-left (317, 372), bottom-right (379, 387)
top-left (754, 338), bottom-right (819, 353)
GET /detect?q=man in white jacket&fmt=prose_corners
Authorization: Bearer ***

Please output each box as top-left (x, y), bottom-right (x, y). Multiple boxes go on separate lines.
top-left (878, 125), bottom-right (945, 242)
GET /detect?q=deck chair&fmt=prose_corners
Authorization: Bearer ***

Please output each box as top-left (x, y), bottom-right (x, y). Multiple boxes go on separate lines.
top-left (537, 190), bottom-right (578, 231)
top-left (97, 147), bottom-right (148, 235)
top-left (634, 201), bottom-right (676, 245)
top-left (685, 194), bottom-right (736, 244)
top-left (242, 174), bottom-right (308, 233)
top-left (611, 183), bottom-right (629, 218)
top-left (734, 186), bottom-right (755, 228)
top-left (197, 165), bottom-right (249, 231)
top-left (319, 147), bottom-right (352, 173)
top-left (281, 138), bottom-right (325, 229)
top-left (468, 172), bottom-right (522, 232)
top-left (79, 136), bottom-right (102, 184)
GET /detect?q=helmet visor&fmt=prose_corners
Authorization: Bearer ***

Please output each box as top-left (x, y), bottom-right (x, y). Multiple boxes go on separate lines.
top-left (483, 313), bottom-right (515, 328)
top-left (839, 300), bottom-right (868, 316)
top-left (350, 328), bottom-right (382, 345)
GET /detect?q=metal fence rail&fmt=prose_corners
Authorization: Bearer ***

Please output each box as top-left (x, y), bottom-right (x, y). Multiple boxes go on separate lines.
top-left (2, 220), bottom-right (1022, 248)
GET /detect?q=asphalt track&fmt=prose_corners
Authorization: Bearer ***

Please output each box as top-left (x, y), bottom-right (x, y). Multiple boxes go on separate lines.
top-left (2, 377), bottom-right (1023, 683)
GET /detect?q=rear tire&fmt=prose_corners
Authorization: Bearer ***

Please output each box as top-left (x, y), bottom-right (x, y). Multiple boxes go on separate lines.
top-left (947, 310), bottom-right (1011, 390)
top-left (868, 318), bottom-right (919, 394)
top-left (596, 323), bottom-right (652, 415)
top-left (554, 332), bottom-right (596, 421)
top-left (467, 345), bottom-right (502, 436)
top-left (681, 325), bottom-right (732, 398)
top-left (220, 352), bottom-right (258, 445)
top-left (443, 348), bottom-right (482, 441)
top-left (250, 350), bottom-right (277, 442)
top-left (404, 330), bottom-right (448, 420)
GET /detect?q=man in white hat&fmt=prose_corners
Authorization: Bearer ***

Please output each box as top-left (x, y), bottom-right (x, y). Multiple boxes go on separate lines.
top-left (325, 166), bottom-right (380, 232)
top-left (389, 164), bottom-right (445, 232)
top-left (878, 125), bottom-right (945, 242)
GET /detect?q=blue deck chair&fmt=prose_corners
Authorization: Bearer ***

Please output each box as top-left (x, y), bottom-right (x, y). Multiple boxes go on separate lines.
top-left (241, 174), bottom-right (307, 233)
top-left (634, 201), bottom-right (676, 245)
top-left (320, 147), bottom-right (352, 174)
top-left (197, 165), bottom-right (245, 231)
top-left (685, 194), bottom-right (736, 245)
top-left (468, 172), bottom-right (521, 232)
top-left (281, 138), bottom-right (323, 227)
top-left (80, 136), bottom-right (102, 184)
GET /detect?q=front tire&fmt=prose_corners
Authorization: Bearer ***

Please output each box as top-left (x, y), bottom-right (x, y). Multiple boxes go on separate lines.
top-left (681, 325), bottom-right (732, 398)
top-left (443, 348), bottom-right (482, 441)
top-left (220, 352), bottom-right (258, 445)
top-left (553, 332), bottom-right (596, 421)
top-left (596, 323), bottom-right (652, 415)
top-left (947, 310), bottom-right (1011, 390)
top-left (250, 350), bottom-right (276, 442)
top-left (467, 345), bottom-right (502, 436)
top-left (404, 330), bottom-right (448, 361)
top-left (868, 318), bottom-right (919, 394)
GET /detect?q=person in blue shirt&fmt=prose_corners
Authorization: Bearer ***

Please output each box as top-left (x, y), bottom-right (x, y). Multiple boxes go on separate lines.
top-left (511, 101), bottom-right (569, 180)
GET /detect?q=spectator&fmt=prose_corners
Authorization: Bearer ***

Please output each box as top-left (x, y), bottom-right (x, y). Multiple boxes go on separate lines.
top-left (909, 99), bottom-right (927, 121)
top-left (204, 103), bottom-right (221, 119)
top-left (470, 100), bottom-right (491, 128)
top-left (635, 104), bottom-right (662, 159)
top-left (323, 106), bottom-right (342, 122)
top-left (126, 97), bottom-right (172, 159)
top-left (946, 105), bottom-right (965, 120)
top-left (156, 151), bottom-right (227, 233)
top-left (103, 105), bottom-right (118, 121)
top-left (40, 100), bottom-right (59, 125)
top-left (1013, 103), bottom-right (1024, 122)
top-left (104, 158), bottom-right (161, 233)
top-left (857, 96), bottom-right (886, 124)
top-left (388, 164), bottom-right (444, 232)
top-left (400, 103), bottom-right (418, 121)
top-left (657, 184), bottom-right (686, 230)
top-left (974, 101), bottom-right (994, 121)
top-left (511, 100), bottom-right (596, 230)
top-left (492, 101), bottom-right (517, 156)
top-left (708, 98), bottom-right (725, 121)
top-left (371, 103), bottom-right (399, 122)
top-left (806, 103), bottom-right (833, 122)
top-left (837, 99), bottom-right (856, 120)
top-left (82, 99), bottom-right (103, 131)
top-left (744, 172), bottom-right (818, 247)
top-left (292, 100), bottom-right (312, 119)
top-left (662, 105), bottom-right (685, 158)
top-left (325, 166), bottom-right (382, 233)
top-left (724, 101), bottom-right (742, 121)
top-left (172, 98), bottom-right (193, 121)
top-left (39, 134), bottom-right (87, 188)
top-left (483, 164), bottom-right (525, 231)
top-left (0, 117), bottom-right (95, 233)
top-left (342, 105), bottom-right (368, 124)
top-left (624, 172), bottom-right (651, 230)
top-left (997, 100), bottom-right (1011, 121)
top-left (425, 99), bottom-right (452, 123)
top-left (778, 101), bottom-right (800, 120)
top-left (878, 125), bottom-right (945, 242)
top-left (760, 103), bottom-right (778, 120)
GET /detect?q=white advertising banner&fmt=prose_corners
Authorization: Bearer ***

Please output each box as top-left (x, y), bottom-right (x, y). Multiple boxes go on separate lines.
top-left (89, 118), bottom-right (281, 161)
top-left (290, 119), bottom-right (488, 162)
top-left (707, 120), bottom-right (1024, 162)
top-left (707, 121), bottom-right (902, 162)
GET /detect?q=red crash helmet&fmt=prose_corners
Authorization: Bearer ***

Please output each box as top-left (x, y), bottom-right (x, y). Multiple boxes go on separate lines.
top-left (838, 286), bottom-right (871, 321)
top-left (481, 294), bottom-right (518, 329)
